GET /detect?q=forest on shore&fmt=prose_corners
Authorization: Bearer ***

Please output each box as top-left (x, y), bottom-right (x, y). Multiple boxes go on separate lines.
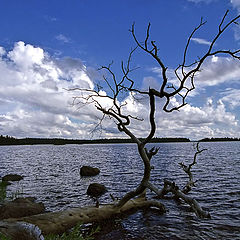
top-left (0, 135), bottom-right (191, 145)
top-left (0, 135), bottom-right (240, 146)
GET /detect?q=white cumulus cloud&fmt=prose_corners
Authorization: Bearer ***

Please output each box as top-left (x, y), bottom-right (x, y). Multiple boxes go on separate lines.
top-left (0, 42), bottom-right (239, 140)
top-left (195, 56), bottom-right (240, 87)
top-left (0, 41), bottom-right (99, 139)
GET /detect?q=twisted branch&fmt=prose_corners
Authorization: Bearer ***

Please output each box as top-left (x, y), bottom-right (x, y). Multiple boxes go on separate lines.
top-left (129, 10), bottom-right (240, 112)
top-left (179, 142), bottom-right (207, 193)
top-left (68, 10), bottom-right (239, 219)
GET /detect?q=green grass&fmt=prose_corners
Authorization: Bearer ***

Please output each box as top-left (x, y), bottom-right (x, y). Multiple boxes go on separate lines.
top-left (45, 223), bottom-right (100, 240)
top-left (0, 181), bottom-right (8, 203)
top-left (0, 180), bottom-right (24, 203)
top-left (0, 232), bottom-right (11, 240)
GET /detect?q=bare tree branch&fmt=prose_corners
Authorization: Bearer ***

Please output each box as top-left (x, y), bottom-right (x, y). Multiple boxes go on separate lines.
top-left (179, 142), bottom-right (207, 194)
top-left (128, 10), bottom-right (240, 112)
top-left (68, 11), bottom-right (239, 219)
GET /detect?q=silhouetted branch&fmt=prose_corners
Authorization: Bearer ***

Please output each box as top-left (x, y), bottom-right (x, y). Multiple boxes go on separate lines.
top-left (129, 10), bottom-right (240, 112)
top-left (179, 142), bottom-right (207, 194)
top-left (145, 146), bottom-right (160, 161)
top-left (68, 10), bottom-right (239, 219)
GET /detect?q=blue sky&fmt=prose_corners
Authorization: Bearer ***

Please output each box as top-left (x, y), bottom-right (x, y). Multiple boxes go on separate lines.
top-left (0, 0), bottom-right (240, 140)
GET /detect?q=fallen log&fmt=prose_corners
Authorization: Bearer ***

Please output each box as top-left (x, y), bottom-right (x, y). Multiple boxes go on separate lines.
top-left (0, 197), bottom-right (165, 237)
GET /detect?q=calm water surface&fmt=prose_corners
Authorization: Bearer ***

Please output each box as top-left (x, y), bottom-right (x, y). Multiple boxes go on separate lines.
top-left (0, 142), bottom-right (240, 239)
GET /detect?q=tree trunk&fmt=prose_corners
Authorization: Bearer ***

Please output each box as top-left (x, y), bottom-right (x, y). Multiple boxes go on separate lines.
top-left (1, 198), bottom-right (165, 237)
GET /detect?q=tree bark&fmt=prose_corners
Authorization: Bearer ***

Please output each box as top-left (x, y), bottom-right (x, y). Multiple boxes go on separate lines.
top-left (1, 198), bottom-right (165, 236)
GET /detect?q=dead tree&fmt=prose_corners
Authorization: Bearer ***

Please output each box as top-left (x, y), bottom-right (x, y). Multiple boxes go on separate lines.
top-left (2, 11), bottom-right (240, 239)
top-left (70, 10), bottom-right (240, 219)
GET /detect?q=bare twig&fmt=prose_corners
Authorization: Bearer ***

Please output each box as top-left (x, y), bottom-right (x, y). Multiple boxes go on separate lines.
top-left (179, 142), bottom-right (207, 193)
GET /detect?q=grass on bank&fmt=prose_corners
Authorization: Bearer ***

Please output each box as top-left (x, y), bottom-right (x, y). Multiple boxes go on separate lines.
top-left (0, 181), bottom-right (8, 202)
top-left (0, 232), bottom-right (10, 240)
top-left (45, 223), bottom-right (100, 240)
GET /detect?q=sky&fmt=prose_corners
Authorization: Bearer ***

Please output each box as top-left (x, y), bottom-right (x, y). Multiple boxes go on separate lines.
top-left (0, 0), bottom-right (240, 140)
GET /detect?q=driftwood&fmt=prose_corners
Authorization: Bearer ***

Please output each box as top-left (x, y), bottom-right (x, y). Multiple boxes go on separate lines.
top-left (146, 143), bottom-right (210, 219)
top-left (146, 180), bottom-right (210, 218)
top-left (67, 10), bottom-right (239, 223)
top-left (1, 197), bottom-right (165, 237)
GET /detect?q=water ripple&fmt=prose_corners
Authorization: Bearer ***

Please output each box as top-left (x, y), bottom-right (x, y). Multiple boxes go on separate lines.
top-left (0, 142), bottom-right (240, 239)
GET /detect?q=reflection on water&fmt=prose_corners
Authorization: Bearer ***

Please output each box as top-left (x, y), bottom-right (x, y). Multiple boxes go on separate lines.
top-left (0, 142), bottom-right (240, 239)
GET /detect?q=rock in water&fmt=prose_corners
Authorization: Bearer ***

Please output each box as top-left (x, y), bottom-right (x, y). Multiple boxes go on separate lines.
top-left (87, 183), bottom-right (107, 198)
top-left (0, 221), bottom-right (44, 240)
top-left (80, 166), bottom-right (100, 176)
top-left (2, 174), bottom-right (23, 182)
top-left (0, 197), bottom-right (45, 220)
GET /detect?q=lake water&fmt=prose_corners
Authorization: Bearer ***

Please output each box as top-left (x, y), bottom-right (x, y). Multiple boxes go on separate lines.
top-left (0, 142), bottom-right (240, 239)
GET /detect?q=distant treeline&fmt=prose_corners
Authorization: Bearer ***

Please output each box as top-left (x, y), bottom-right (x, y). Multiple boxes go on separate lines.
top-left (199, 137), bottom-right (240, 142)
top-left (0, 135), bottom-right (84, 145)
top-left (2, 135), bottom-right (240, 146)
top-left (0, 135), bottom-right (190, 146)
